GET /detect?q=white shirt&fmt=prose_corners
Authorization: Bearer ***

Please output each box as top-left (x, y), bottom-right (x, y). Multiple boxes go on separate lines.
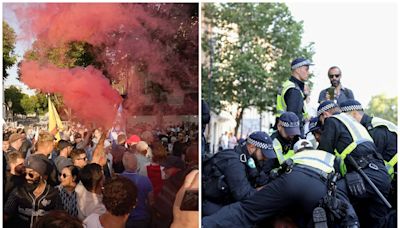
top-left (83, 213), bottom-right (103, 228)
top-left (75, 182), bottom-right (106, 220)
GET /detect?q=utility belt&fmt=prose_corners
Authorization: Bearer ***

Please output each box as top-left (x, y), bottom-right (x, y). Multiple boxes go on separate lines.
top-left (347, 153), bottom-right (384, 171)
top-left (294, 164), bottom-right (330, 182)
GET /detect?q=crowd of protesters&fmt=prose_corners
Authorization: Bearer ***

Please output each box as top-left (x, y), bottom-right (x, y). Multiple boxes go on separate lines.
top-left (3, 121), bottom-right (199, 228)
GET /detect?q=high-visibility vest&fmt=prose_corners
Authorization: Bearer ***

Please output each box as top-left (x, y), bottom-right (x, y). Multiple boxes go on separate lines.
top-left (292, 149), bottom-right (336, 174)
top-left (276, 80), bottom-right (308, 119)
top-left (272, 138), bottom-right (286, 165)
top-left (332, 113), bottom-right (374, 175)
top-left (370, 117), bottom-right (398, 177)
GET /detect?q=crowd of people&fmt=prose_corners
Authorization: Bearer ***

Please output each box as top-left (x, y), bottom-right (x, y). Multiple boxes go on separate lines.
top-left (202, 58), bottom-right (397, 228)
top-left (3, 121), bottom-right (199, 228)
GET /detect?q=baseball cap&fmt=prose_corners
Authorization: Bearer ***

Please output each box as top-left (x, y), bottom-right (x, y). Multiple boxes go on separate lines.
top-left (126, 134), bottom-right (141, 144)
top-left (161, 155), bottom-right (185, 170)
top-left (339, 99), bottom-right (363, 113)
top-left (279, 112), bottom-right (301, 136)
top-left (291, 57), bottom-right (314, 70)
top-left (247, 131), bottom-right (276, 159)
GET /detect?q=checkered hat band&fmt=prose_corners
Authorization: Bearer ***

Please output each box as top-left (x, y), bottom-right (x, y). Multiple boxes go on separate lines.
top-left (247, 137), bottom-right (273, 150)
top-left (291, 60), bottom-right (311, 70)
top-left (341, 105), bottom-right (363, 112)
top-left (317, 103), bottom-right (337, 116)
top-left (281, 121), bottom-right (299, 128)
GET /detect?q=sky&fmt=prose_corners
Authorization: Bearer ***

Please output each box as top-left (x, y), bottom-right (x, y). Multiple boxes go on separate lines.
top-left (286, 2), bottom-right (398, 111)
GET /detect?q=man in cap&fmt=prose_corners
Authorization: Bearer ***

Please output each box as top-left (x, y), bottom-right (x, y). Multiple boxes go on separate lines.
top-left (340, 99), bottom-right (397, 213)
top-left (318, 66), bottom-right (354, 104)
top-left (317, 100), bottom-right (391, 228)
top-left (276, 57), bottom-right (314, 136)
top-left (270, 112), bottom-right (301, 166)
top-left (202, 131), bottom-right (276, 216)
top-left (4, 155), bottom-right (62, 228)
top-left (202, 138), bottom-right (346, 228)
top-left (54, 140), bottom-right (73, 173)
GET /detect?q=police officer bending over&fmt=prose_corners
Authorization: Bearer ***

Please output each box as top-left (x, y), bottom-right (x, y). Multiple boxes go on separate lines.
top-left (317, 100), bottom-right (391, 228)
top-left (202, 139), bottom-right (348, 228)
top-left (202, 132), bottom-right (276, 216)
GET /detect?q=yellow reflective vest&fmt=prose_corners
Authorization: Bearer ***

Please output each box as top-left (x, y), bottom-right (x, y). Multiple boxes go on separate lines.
top-left (276, 80), bottom-right (308, 119)
top-left (332, 113), bottom-right (374, 176)
top-left (272, 138), bottom-right (294, 165)
top-left (292, 149), bottom-right (336, 174)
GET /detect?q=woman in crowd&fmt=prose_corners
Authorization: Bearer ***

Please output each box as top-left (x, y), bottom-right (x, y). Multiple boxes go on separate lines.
top-left (56, 165), bottom-right (80, 217)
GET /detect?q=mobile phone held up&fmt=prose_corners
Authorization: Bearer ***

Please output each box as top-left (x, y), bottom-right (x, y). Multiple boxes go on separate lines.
top-left (180, 189), bottom-right (198, 211)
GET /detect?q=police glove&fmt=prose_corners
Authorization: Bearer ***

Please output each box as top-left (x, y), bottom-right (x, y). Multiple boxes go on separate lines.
top-left (345, 172), bottom-right (366, 197)
top-left (322, 195), bottom-right (348, 220)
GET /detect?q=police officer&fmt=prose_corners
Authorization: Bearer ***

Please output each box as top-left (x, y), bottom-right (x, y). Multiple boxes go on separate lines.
top-left (317, 100), bottom-right (391, 228)
top-left (339, 99), bottom-right (397, 179)
top-left (276, 57), bottom-right (313, 136)
top-left (271, 112), bottom-right (301, 166)
top-left (203, 139), bottom-right (348, 228)
top-left (339, 99), bottom-right (397, 212)
top-left (202, 131), bottom-right (276, 216)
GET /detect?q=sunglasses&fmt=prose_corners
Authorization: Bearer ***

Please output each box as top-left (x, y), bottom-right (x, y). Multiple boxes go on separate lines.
top-left (26, 172), bottom-right (36, 179)
top-left (59, 173), bottom-right (71, 178)
top-left (328, 74), bottom-right (340, 79)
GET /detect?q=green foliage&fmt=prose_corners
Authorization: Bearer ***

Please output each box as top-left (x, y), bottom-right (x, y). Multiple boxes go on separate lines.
top-left (3, 21), bottom-right (18, 80)
top-left (4, 86), bottom-right (25, 115)
top-left (202, 3), bottom-right (314, 134)
top-left (366, 94), bottom-right (397, 124)
top-left (20, 93), bottom-right (48, 115)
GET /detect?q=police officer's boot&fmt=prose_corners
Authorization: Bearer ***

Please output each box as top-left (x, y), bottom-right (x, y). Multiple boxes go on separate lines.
top-left (313, 207), bottom-right (328, 228)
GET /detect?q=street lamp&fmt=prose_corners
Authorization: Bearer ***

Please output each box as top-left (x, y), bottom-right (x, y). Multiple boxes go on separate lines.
top-left (7, 100), bottom-right (13, 122)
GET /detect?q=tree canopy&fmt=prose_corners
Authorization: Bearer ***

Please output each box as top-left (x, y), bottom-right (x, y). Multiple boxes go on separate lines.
top-left (3, 21), bottom-right (18, 80)
top-left (202, 3), bottom-right (314, 135)
top-left (366, 94), bottom-right (397, 124)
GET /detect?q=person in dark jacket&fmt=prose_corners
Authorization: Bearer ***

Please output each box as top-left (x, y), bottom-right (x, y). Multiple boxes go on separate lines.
top-left (4, 155), bottom-right (63, 228)
top-left (202, 131), bottom-right (276, 216)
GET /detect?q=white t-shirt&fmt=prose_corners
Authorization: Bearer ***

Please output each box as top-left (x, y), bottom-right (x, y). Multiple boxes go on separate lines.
top-left (83, 213), bottom-right (103, 228)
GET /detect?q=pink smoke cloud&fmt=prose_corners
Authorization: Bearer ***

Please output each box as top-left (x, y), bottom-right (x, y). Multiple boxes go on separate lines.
top-left (20, 61), bottom-right (122, 128)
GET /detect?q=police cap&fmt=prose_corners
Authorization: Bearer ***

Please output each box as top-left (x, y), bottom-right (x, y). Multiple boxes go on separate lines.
top-left (339, 99), bottom-right (363, 113)
top-left (317, 100), bottom-right (338, 117)
top-left (291, 57), bottom-right (314, 70)
top-left (247, 131), bottom-right (276, 159)
top-left (279, 112), bottom-right (301, 136)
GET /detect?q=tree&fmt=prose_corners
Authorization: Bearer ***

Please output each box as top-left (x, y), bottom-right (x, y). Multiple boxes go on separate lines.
top-left (3, 21), bottom-right (18, 80)
top-left (4, 85), bottom-right (25, 115)
top-left (202, 3), bottom-right (314, 135)
top-left (365, 94), bottom-right (397, 124)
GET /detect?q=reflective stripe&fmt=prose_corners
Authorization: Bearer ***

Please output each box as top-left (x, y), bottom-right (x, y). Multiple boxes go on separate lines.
top-left (276, 80), bottom-right (307, 118)
top-left (371, 117), bottom-right (398, 134)
top-left (292, 150), bottom-right (335, 173)
top-left (385, 154), bottom-right (397, 178)
top-left (332, 113), bottom-right (374, 175)
top-left (283, 150), bottom-right (295, 160)
top-left (273, 138), bottom-right (285, 164)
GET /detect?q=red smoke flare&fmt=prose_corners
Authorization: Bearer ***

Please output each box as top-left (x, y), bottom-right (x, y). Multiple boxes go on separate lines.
top-left (20, 61), bottom-right (122, 128)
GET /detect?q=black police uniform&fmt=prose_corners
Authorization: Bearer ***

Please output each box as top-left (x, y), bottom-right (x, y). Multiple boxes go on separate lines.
top-left (284, 76), bottom-right (306, 135)
top-left (318, 114), bottom-right (391, 228)
top-left (360, 114), bottom-right (397, 164)
top-left (202, 145), bottom-right (257, 216)
top-left (202, 150), bottom-right (338, 228)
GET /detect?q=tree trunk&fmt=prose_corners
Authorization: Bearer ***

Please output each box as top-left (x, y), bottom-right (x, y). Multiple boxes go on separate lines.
top-left (234, 107), bottom-right (244, 137)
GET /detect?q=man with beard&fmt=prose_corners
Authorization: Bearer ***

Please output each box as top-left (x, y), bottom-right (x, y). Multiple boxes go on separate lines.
top-left (318, 66), bottom-right (355, 104)
top-left (4, 155), bottom-right (62, 228)
top-left (202, 131), bottom-right (276, 216)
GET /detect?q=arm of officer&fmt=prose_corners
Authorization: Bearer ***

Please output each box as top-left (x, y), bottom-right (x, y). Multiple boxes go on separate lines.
top-left (370, 127), bottom-right (396, 161)
top-left (318, 118), bottom-right (339, 154)
top-left (284, 88), bottom-right (303, 121)
top-left (224, 159), bottom-right (256, 201)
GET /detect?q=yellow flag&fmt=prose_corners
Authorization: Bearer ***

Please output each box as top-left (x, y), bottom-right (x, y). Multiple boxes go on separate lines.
top-left (48, 97), bottom-right (64, 141)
